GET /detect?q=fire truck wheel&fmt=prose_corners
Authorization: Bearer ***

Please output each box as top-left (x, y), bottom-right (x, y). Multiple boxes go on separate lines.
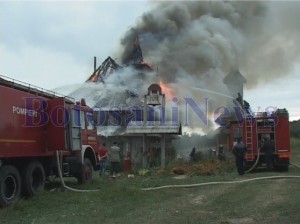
top-left (77, 158), bottom-right (93, 184)
top-left (22, 160), bottom-right (45, 197)
top-left (0, 165), bottom-right (22, 207)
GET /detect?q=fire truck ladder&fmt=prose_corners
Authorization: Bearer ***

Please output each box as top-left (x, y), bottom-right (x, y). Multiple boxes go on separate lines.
top-left (245, 117), bottom-right (254, 158)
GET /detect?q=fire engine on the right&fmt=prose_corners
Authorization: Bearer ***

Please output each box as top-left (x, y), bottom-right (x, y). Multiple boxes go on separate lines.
top-left (217, 93), bottom-right (291, 172)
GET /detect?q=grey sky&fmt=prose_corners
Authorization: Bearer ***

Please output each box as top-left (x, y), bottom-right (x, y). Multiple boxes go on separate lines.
top-left (0, 1), bottom-right (150, 87)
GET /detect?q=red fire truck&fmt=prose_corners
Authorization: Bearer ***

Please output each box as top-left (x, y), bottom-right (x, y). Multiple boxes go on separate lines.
top-left (0, 75), bottom-right (100, 207)
top-left (223, 101), bottom-right (291, 171)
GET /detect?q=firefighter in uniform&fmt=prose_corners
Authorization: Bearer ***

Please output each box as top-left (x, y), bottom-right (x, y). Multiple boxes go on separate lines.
top-left (232, 137), bottom-right (247, 175)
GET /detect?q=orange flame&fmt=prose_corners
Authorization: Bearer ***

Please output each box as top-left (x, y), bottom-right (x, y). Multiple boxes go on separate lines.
top-left (90, 70), bottom-right (101, 82)
top-left (159, 81), bottom-right (175, 100)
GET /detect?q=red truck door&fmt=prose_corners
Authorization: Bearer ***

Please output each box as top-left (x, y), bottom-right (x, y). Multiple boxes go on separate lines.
top-left (46, 97), bottom-right (69, 151)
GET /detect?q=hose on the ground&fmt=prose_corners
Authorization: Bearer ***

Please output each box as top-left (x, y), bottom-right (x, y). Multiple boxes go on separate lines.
top-left (142, 160), bottom-right (300, 191)
top-left (55, 150), bottom-right (300, 192)
top-left (141, 175), bottom-right (300, 191)
top-left (244, 147), bottom-right (261, 173)
top-left (56, 150), bottom-right (100, 192)
top-left (290, 163), bottom-right (300, 169)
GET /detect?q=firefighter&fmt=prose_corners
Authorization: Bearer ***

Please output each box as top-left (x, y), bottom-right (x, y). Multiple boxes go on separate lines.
top-left (232, 137), bottom-right (247, 175)
top-left (261, 136), bottom-right (274, 171)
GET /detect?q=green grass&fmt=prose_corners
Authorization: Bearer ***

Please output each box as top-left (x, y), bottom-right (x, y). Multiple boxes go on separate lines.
top-left (291, 137), bottom-right (300, 164)
top-left (1, 142), bottom-right (300, 224)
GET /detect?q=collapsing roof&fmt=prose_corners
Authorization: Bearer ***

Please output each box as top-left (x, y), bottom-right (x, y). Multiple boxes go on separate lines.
top-left (86, 36), bottom-right (152, 84)
top-left (86, 57), bottom-right (121, 83)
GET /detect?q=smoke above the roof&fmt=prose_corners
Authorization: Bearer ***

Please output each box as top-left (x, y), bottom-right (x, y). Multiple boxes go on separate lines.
top-left (115, 1), bottom-right (300, 131)
top-left (119, 1), bottom-right (300, 91)
top-left (67, 1), bottom-right (300, 132)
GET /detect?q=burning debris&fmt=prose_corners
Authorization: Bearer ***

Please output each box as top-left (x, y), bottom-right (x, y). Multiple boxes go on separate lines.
top-left (87, 36), bottom-right (152, 84)
top-left (87, 57), bottom-right (121, 83)
top-left (67, 35), bottom-right (156, 110)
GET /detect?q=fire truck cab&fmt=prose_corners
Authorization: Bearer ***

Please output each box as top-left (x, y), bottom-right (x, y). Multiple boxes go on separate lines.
top-left (0, 75), bottom-right (100, 207)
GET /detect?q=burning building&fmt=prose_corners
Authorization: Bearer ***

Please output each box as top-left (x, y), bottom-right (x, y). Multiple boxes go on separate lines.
top-left (58, 1), bottom-right (292, 167)
top-left (66, 36), bottom-right (181, 170)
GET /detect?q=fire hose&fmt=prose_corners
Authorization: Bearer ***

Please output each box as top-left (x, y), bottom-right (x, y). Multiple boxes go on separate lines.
top-left (141, 150), bottom-right (300, 191)
top-left (244, 148), bottom-right (261, 173)
top-left (141, 175), bottom-right (300, 191)
top-left (290, 163), bottom-right (300, 169)
top-left (56, 150), bottom-right (100, 192)
top-left (55, 150), bottom-right (300, 192)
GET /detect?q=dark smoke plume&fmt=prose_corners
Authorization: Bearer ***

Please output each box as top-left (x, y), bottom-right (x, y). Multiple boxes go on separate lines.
top-left (119, 1), bottom-right (300, 92)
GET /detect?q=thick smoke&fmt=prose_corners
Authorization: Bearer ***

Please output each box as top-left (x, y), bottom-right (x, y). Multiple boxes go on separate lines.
top-left (116, 1), bottom-right (300, 131)
top-left (119, 1), bottom-right (299, 92)
top-left (65, 1), bottom-right (299, 132)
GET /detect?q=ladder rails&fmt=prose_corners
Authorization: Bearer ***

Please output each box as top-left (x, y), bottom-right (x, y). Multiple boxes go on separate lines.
top-left (245, 117), bottom-right (254, 158)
